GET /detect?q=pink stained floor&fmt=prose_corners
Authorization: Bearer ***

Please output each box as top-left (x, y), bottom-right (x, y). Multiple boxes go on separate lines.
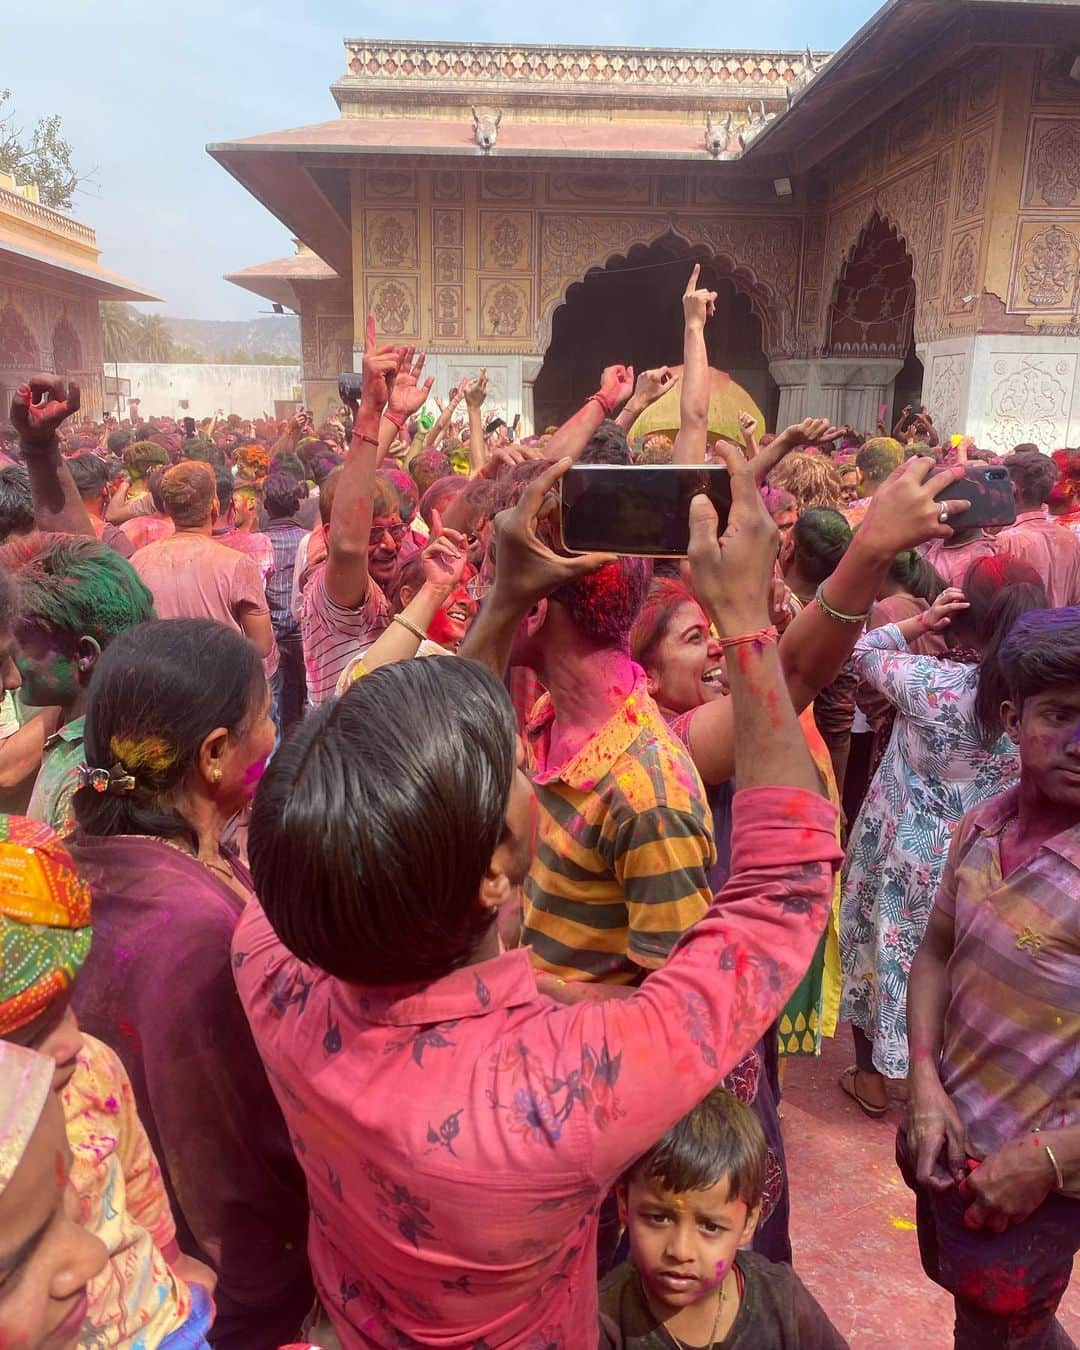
top-left (781, 1027), bottom-right (1079, 1348)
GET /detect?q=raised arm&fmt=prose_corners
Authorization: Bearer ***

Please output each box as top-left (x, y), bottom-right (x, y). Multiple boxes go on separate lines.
top-left (684, 456), bottom-right (970, 784)
top-left (377, 347), bottom-right (433, 468)
top-left (10, 378), bottom-right (95, 536)
top-left (464, 371), bottom-right (489, 473)
top-left (542, 364), bottom-right (634, 463)
top-left (615, 366), bottom-right (678, 434)
top-left (423, 382), bottom-right (465, 450)
top-left (737, 409), bottom-right (759, 462)
top-left (324, 316), bottom-right (400, 609)
top-left (459, 458), bottom-right (615, 678)
top-left (672, 264), bottom-right (716, 464)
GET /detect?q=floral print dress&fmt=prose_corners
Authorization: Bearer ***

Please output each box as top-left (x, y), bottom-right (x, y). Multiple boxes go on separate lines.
top-left (838, 625), bottom-right (1019, 1079)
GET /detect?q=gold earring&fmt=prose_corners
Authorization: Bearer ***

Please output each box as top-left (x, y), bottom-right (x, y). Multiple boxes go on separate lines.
top-left (210, 767), bottom-right (223, 783)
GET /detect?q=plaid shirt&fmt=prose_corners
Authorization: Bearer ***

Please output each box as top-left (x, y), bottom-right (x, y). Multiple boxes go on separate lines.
top-left (262, 517), bottom-right (306, 639)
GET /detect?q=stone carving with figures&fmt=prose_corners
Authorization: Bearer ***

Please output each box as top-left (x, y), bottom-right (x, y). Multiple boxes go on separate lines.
top-left (1021, 226), bottom-right (1079, 308)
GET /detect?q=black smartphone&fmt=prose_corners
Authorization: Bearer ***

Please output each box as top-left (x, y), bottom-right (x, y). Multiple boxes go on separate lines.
top-left (338, 371), bottom-right (362, 404)
top-left (560, 464), bottom-right (732, 557)
top-left (934, 464), bottom-right (1015, 531)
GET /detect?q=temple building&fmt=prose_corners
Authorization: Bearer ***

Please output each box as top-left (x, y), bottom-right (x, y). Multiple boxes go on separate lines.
top-left (0, 173), bottom-right (156, 419)
top-left (213, 0), bottom-right (1080, 446)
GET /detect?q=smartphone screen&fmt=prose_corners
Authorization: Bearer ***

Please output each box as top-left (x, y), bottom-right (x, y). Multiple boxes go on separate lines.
top-left (934, 464), bottom-right (1015, 531)
top-left (560, 464), bottom-right (732, 557)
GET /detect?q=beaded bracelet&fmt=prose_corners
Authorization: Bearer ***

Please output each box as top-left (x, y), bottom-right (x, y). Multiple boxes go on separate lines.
top-left (815, 582), bottom-right (870, 626)
top-left (718, 624), bottom-right (778, 651)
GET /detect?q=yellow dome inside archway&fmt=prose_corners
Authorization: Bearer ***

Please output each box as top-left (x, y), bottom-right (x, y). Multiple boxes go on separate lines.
top-left (627, 365), bottom-right (764, 445)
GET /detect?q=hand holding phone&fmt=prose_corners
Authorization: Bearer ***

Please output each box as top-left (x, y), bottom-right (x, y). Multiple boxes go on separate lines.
top-left (934, 464), bottom-right (1014, 531)
top-left (560, 464), bottom-right (733, 557)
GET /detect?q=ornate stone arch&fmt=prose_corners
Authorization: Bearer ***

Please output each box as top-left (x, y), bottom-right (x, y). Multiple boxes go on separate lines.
top-left (51, 314), bottom-right (83, 375)
top-left (824, 211), bottom-right (915, 358)
top-left (0, 302), bottom-right (40, 370)
top-left (537, 214), bottom-right (795, 357)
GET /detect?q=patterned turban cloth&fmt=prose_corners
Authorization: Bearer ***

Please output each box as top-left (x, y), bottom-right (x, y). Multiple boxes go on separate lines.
top-left (0, 815), bottom-right (92, 1036)
top-left (0, 1039), bottom-right (53, 1191)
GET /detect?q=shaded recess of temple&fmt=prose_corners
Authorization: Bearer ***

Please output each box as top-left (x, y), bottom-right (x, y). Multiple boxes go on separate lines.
top-left (210, 0), bottom-right (1080, 449)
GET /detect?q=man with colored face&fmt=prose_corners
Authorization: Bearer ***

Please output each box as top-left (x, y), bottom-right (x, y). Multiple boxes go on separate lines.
top-left (903, 607), bottom-right (1080, 1347)
top-left (0, 535), bottom-right (154, 833)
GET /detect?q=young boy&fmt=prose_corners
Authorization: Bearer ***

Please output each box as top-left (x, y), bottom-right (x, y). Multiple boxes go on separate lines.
top-left (601, 1089), bottom-right (847, 1348)
top-left (0, 813), bottom-right (215, 1346)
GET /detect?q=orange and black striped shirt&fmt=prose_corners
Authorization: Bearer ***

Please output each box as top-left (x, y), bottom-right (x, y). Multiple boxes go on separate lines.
top-left (523, 675), bottom-right (715, 985)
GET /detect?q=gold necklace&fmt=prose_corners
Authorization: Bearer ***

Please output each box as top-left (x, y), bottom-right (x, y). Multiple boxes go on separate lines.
top-left (661, 1272), bottom-right (728, 1350)
top-left (152, 835), bottom-right (235, 882)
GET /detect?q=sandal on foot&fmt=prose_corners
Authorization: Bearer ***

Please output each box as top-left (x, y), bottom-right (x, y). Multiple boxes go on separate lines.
top-left (839, 1065), bottom-right (888, 1118)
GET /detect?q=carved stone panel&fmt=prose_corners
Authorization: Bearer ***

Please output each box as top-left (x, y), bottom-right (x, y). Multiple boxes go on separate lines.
top-left (363, 171), bottom-right (416, 200)
top-left (548, 173), bottom-right (651, 205)
top-left (479, 277), bottom-right (531, 340)
top-left (984, 353), bottom-right (1076, 452)
top-left (1032, 48), bottom-right (1079, 106)
top-left (927, 352), bottom-right (967, 439)
top-left (1009, 221), bottom-right (1080, 312)
top-left (363, 209), bottom-right (419, 269)
top-left (480, 172), bottom-right (533, 202)
top-left (434, 248), bottom-right (463, 285)
top-left (479, 211), bottom-right (534, 272)
top-left (946, 229), bottom-right (981, 314)
top-left (935, 146), bottom-right (955, 204)
top-left (1024, 119), bottom-right (1080, 209)
top-left (965, 53), bottom-right (999, 122)
top-left (433, 210), bottom-right (463, 248)
top-left (930, 204), bottom-right (947, 252)
top-left (657, 177), bottom-right (688, 206)
top-left (364, 275), bottom-right (419, 339)
top-left (433, 286), bottom-right (464, 340)
top-left (431, 171), bottom-right (463, 202)
top-left (955, 128), bottom-right (991, 221)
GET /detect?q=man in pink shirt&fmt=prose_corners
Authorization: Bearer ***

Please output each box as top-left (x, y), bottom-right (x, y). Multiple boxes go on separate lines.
top-left (234, 429), bottom-right (842, 1346)
top-left (996, 449), bottom-right (1080, 606)
top-left (131, 461), bottom-right (275, 663)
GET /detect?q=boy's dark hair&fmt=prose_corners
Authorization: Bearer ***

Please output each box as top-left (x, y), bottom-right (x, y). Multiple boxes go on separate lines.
top-left (1003, 449), bottom-right (1059, 509)
top-left (886, 548), bottom-right (945, 607)
top-left (0, 466), bottom-right (34, 542)
top-left (106, 428), bottom-right (132, 456)
top-left (580, 420), bottom-right (632, 466)
top-left (67, 452), bottom-right (108, 499)
top-left (995, 605), bottom-right (1080, 719)
top-left (310, 451), bottom-right (342, 487)
top-left (269, 451), bottom-right (306, 484)
top-left (629, 1089), bottom-right (766, 1209)
top-left (250, 657), bottom-right (517, 985)
top-left (264, 472), bottom-right (305, 520)
top-left (790, 507), bottom-right (851, 585)
top-left (184, 438), bottom-right (227, 469)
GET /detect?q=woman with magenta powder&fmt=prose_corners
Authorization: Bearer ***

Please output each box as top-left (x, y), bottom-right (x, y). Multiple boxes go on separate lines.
top-left (67, 619), bottom-right (313, 1348)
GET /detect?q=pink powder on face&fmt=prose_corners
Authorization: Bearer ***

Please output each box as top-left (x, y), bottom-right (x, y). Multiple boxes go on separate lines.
top-left (243, 754), bottom-right (270, 790)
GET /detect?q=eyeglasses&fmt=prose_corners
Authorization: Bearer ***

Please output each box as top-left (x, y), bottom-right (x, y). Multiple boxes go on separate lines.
top-left (368, 521), bottom-right (408, 547)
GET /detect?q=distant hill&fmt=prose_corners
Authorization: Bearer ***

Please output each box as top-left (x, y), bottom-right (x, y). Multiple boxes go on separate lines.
top-left (167, 316), bottom-right (300, 361)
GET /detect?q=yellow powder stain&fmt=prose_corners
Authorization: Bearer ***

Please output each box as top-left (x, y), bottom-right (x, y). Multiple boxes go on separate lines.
top-left (889, 1215), bottom-right (917, 1231)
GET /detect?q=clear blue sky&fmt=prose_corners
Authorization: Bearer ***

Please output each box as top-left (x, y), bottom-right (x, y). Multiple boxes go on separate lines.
top-left (14, 0), bottom-right (881, 320)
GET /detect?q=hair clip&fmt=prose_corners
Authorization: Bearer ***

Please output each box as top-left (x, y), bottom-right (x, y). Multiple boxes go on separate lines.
top-left (77, 762), bottom-right (136, 795)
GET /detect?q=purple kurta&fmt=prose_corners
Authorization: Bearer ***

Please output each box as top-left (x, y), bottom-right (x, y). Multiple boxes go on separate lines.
top-left (68, 833), bottom-right (312, 1349)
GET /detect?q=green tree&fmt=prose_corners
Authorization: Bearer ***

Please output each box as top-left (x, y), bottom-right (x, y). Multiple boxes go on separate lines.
top-left (100, 302), bottom-right (138, 363)
top-left (134, 313), bottom-right (175, 363)
top-left (172, 344), bottom-right (204, 364)
top-left (0, 89), bottom-right (92, 211)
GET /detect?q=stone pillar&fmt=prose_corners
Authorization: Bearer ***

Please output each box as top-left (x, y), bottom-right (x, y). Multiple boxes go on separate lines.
top-left (921, 334), bottom-right (1080, 453)
top-left (769, 357), bottom-right (903, 430)
top-left (520, 356), bottom-right (543, 437)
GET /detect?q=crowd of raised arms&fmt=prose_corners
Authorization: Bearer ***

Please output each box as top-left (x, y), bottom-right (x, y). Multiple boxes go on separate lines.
top-left (0, 264), bottom-right (1077, 1350)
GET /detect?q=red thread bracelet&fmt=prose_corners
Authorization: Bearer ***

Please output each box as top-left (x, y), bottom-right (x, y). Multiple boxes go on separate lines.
top-left (352, 431), bottom-right (379, 448)
top-left (384, 411), bottom-right (407, 431)
top-left (718, 624), bottom-right (779, 650)
top-left (587, 393), bottom-right (616, 418)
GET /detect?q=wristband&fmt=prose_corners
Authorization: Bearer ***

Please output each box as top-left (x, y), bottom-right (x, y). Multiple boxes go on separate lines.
top-left (718, 624), bottom-right (778, 651)
top-left (587, 392), bottom-right (616, 419)
top-left (392, 612), bottom-right (428, 643)
top-left (384, 410), bottom-right (407, 432)
top-left (351, 431), bottom-right (379, 448)
top-left (815, 583), bottom-right (870, 626)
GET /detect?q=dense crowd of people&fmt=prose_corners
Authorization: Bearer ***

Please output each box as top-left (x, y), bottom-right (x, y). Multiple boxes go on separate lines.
top-left (0, 265), bottom-right (1077, 1350)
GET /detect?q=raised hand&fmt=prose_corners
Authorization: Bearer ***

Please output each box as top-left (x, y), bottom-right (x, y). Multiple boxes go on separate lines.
top-left (464, 370), bottom-right (489, 409)
top-left (919, 587), bottom-right (970, 633)
top-left (421, 509), bottom-right (467, 590)
top-left (634, 366), bottom-right (678, 407)
top-left (388, 347), bottom-right (434, 421)
top-left (489, 458), bottom-right (615, 610)
top-left (596, 364), bottom-right (634, 416)
top-left (860, 457), bottom-right (969, 554)
top-left (11, 377), bottom-right (81, 452)
top-left (682, 262), bottom-right (717, 329)
top-left (737, 410), bottom-right (758, 438)
top-left (357, 314), bottom-right (401, 415)
top-left (749, 416), bottom-right (843, 482)
top-left (688, 440), bottom-right (779, 636)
